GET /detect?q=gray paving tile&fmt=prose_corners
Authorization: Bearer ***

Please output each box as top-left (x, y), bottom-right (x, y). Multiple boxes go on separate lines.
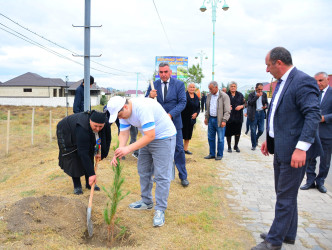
top-left (199, 116), bottom-right (332, 250)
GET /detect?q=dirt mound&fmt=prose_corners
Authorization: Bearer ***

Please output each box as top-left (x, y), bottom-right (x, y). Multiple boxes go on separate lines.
top-left (4, 195), bottom-right (134, 248)
top-left (5, 195), bottom-right (86, 238)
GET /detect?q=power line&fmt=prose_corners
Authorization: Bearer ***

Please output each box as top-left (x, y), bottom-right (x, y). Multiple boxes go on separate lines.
top-left (0, 13), bottom-right (137, 75)
top-left (0, 23), bottom-right (137, 77)
top-left (152, 0), bottom-right (175, 55)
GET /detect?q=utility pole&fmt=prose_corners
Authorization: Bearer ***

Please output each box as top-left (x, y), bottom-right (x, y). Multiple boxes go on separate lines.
top-left (73, 0), bottom-right (101, 112)
top-left (83, 0), bottom-right (91, 112)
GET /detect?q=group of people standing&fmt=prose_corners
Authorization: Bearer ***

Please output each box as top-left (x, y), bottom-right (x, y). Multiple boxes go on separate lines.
top-left (193, 47), bottom-right (331, 250)
top-left (55, 47), bottom-right (331, 248)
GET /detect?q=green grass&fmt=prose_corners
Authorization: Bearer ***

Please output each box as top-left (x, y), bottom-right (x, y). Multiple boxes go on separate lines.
top-left (0, 175), bottom-right (9, 183)
top-left (48, 173), bottom-right (65, 181)
top-left (200, 185), bottom-right (222, 197)
top-left (20, 190), bottom-right (36, 197)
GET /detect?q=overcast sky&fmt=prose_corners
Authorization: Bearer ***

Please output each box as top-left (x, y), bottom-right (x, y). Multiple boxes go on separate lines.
top-left (0, 0), bottom-right (331, 92)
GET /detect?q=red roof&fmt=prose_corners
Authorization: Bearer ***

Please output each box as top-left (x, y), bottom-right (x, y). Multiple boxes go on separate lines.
top-left (262, 81), bottom-right (277, 92)
top-left (125, 90), bottom-right (144, 95)
top-left (329, 75), bottom-right (332, 87)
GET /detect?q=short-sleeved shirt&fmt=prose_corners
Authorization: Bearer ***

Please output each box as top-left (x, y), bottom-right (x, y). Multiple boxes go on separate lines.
top-left (119, 98), bottom-right (176, 139)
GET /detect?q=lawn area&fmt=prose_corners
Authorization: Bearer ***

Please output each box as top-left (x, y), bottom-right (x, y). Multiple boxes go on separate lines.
top-left (0, 105), bottom-right (254, 249)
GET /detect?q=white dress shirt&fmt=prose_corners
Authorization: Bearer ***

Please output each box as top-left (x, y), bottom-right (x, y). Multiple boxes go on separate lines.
top-left (256, 93), bottom-right (263, 111)
top-left (209, 91), bottom-right (219, 117)
top-left (321, 85), bottom-right (329, 103)
top-left (269, 66), bottom-right (311, 151)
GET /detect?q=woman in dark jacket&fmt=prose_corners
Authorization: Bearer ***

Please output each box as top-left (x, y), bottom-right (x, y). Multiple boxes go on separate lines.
top-left (181, 83), bottom-right (200, 155)
top-left (57, 110), bottom-right (111, 194)
top-left (225, 81), bottom-right (245, 153)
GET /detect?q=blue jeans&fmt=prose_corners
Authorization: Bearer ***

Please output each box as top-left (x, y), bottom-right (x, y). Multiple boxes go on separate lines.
top-left (250, 110), bottom-right (265, 147)
top-left (246, 117), bottom-right (251, 133)
top-left (208, 117), bottom-right (225, 157)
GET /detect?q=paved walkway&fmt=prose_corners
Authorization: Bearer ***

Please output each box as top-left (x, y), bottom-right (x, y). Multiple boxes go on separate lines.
top-left (198, 115), bottom-right (332, 250)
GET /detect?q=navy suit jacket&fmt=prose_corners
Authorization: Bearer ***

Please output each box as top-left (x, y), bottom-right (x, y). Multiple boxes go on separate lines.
top-left (266, 67), bottom-right (322, 163)
top-left (319, 86), bottom-right (332, 144)
top-left (146, 78), bottom-right (187, 130)
top-left (73, 83), bottom-right (84, 113)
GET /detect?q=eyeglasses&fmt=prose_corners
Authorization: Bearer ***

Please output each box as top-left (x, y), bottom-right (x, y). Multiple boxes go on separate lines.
top-left (159, 71), bottom-right (169, 74)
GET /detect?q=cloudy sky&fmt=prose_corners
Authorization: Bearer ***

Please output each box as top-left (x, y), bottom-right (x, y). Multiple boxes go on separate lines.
top-left (0, 0), bottom-right (331, 92)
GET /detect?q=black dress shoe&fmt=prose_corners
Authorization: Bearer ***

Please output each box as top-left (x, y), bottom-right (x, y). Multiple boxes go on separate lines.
top-left (228, 148), bottom-right (232, 153)
top-left (234, 146), bottom-right (240, 153)
top-left (181, 179), bottom-right (189, 187)
top-left (317, 185), bottom-right (327, 193)
top-left (251, 147), bottom-right (256, 151)
top-left (204, 155), bottom-right (215, 159)
top-left (215, 156), bottom-right (222, 160)
top-left (260, 233), bottom-right (295, 245)
top-left (74, 187), bottom-right (83, 195)
top-left (86, 184), bottom-right (101, 191)
top-left (300, 183), bottom-right (316, 190)
top-left (185, 150), bottom-right (193, 155)
top-left (251, 240), bottom-right (281, 250)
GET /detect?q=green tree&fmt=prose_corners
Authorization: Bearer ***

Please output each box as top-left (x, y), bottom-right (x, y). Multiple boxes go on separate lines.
top-left (100, 95), bottom-right (107, 106)
top-left (185, 64), bottom-right (204, 85)
top-left (244, 87), bottom-right (255, 101)
top-left (102, 142), bottom-right (130, 245)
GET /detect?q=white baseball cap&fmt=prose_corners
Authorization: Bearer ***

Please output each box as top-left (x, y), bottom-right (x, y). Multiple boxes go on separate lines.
top-left (106, 96), bottom-right (126, 123)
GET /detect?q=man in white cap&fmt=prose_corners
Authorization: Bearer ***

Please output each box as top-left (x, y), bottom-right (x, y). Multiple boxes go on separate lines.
top-left (107, 96), bottom-right (176, 227)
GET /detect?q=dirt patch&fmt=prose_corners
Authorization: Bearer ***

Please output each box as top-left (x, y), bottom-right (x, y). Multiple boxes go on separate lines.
top-left (4, 195), bottom-right (134, 248)
top-left (5, 196), bottom-right (86, 238)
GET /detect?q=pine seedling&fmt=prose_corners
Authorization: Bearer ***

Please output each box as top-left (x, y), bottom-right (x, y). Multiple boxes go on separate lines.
top-left (102, 142), bottom-right (130, 245)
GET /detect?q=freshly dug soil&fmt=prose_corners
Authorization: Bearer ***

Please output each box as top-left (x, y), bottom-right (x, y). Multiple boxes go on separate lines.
top-left (5, 195), bottom-right (86, 239)
top-left (4, 195), bottom-right (134, 248)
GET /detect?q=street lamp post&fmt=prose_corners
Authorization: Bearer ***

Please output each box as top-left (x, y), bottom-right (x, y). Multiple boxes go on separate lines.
top-left (195, 50), bottom-right (208, 90)
top-left (200, 0), bottom-right (229, 81)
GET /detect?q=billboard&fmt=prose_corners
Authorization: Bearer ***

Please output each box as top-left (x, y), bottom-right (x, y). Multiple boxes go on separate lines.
top-left (155, 56), bottom-right (188, 80)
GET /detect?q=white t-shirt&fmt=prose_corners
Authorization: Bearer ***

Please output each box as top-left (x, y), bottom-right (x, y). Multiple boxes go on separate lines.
top-left (119, 98), bottom-right (176, 139)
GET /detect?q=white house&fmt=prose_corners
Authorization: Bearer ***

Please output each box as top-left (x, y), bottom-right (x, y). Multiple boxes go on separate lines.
top-left (125, 90), bottom-right (145, 98)
top-left (0, 72), bottom-right (101, 107)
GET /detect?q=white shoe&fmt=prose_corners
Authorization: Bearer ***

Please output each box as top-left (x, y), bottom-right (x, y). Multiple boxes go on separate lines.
top-left (153, 210), bottom-right (165, 227)
top-left (129, 200), bottom-right (153, 210)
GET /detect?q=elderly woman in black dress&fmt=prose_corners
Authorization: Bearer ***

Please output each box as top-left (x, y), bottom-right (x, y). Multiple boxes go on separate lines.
top-left (181, 83), bottom-right (200, 155)
top-left (225, 81), bottom-right (245, 153)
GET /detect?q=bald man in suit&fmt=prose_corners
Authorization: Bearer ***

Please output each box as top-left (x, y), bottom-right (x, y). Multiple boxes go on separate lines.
top-left (252, 47), bottom-right (322, 250)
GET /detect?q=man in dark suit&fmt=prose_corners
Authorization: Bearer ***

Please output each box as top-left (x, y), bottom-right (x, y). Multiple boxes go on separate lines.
top-left (252, 47), bottom-right (321, 250)
top-left (247, 83), bottom-right (268, 150)
top-left (146, 62), bottom-right (189, 187)
top-left (73, 75), bottom-right (94, 113)
top-left (300, 72), bottom-right (332, 193)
